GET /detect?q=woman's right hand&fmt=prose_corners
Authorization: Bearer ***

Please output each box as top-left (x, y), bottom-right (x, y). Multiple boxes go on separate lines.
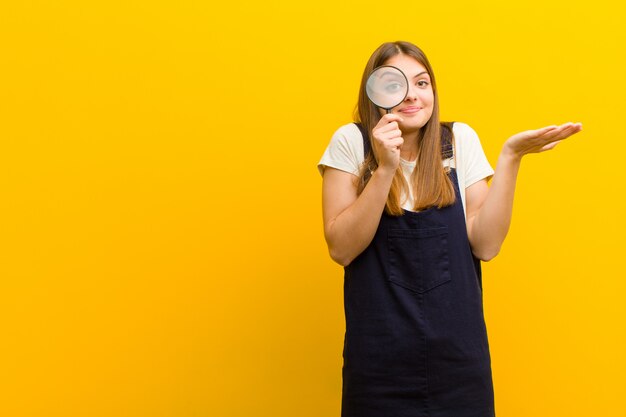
top-left (322, 116), bottom-right (405, 266)
top-left (371, 114), bottom-right (405, 172)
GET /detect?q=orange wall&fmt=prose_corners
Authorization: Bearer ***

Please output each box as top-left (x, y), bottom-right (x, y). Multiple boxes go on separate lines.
top-left (0, 1), bottom-right (624, 416)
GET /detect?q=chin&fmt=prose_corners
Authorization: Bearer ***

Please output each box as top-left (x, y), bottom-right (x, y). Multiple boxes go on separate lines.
top-left (401, 119), bottom-right (428, 129)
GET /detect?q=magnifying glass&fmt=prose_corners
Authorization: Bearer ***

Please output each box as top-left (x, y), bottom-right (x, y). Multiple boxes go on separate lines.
top-left (365, 65), bottom-right (409, 114)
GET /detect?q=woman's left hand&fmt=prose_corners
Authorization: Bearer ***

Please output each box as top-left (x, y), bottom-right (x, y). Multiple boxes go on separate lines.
top-left (503, 122), bottom-right (583, 161)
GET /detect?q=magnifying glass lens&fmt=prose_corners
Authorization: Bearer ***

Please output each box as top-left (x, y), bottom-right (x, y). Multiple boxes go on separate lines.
top-left (365, 66), bottom-right (409, 112)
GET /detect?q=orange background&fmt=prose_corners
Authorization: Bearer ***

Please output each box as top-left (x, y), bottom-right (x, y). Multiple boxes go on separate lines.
top-left (0, 1), bottom-right (624, 416)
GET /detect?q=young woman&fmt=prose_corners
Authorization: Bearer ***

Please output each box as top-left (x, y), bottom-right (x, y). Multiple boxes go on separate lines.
top-left (317, 41), bottom-right (582, 417)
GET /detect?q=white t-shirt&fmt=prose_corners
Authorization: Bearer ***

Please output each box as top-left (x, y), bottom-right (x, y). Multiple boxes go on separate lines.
top-left (317, 122), bottom-right (495, 220)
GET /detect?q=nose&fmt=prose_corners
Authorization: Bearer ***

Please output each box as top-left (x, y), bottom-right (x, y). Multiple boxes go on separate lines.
top-left (404, 83), bottom-right (419, 101)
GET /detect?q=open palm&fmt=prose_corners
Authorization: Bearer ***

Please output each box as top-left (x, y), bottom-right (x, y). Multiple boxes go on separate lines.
top-left (504, 122), bottom-right (583, 158)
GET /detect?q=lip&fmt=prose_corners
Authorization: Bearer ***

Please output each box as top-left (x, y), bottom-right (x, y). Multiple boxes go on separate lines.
top-left (399, 106), bottom-right (422, 114)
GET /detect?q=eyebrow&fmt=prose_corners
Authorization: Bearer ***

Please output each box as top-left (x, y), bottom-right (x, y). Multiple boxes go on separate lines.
top-left (380, 71), bottom-right (404, 79)
top-left (379, 70), bottom-right (430, 80)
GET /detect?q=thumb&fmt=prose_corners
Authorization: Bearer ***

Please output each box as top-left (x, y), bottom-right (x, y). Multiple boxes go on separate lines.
top-left (541, 140), bottom-right (562, 152)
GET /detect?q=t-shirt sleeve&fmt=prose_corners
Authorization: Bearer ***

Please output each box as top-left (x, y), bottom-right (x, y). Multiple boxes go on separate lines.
top-left (317, 124), bottom-right (363, 177)
top-left (459, 123), bottom-right (494, 187)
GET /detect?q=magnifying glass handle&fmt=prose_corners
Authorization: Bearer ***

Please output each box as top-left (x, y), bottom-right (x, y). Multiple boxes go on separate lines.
top-left (386, 108), bottom-right (391, 114)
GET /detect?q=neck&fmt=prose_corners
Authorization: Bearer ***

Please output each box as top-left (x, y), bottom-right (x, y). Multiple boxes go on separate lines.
top-left (400, 129), bottom-right (420, 161)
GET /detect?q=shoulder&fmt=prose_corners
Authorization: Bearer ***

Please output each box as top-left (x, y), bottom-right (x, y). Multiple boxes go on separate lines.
top-left (317, 123), bottom-right (365, 177)
top-left (331, 123), bottom-right (364, 145)
top-left (327, 122), bottom-right (365, 159)
top-left (452, 121), bottom-right (480, 141)
top-left (452, 121), bottom-right (494, 183)
top-left (451, 121), bottom-right (486, 152)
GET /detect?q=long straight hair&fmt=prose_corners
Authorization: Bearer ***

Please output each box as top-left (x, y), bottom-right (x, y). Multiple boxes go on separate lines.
top-left (354, 41), bottom-right (456, 216)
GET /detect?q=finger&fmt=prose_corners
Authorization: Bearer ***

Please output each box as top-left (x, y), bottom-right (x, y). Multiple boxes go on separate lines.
top-left (375, 121), bottom-right (399, 133)
top-left (375, 129), bottom-right (402, 142)
top-left (549, 124), bottom-right (582, 141)
top-left (388, 139), bottom-right (404, 148)
top-left (533, 125), bottom-right (559, 137)
top-left (381, 114), bottom-right (405, 124)
top-left (540, 140), bottom-right (562, 152)
top-left (559, 121), bottom-right (582, 129)
top-left (563, 123), bottom-right (583, 136)
top-left (539, 125), bottom-right (559, 133)
top-left (385, 129), bottom-right (403, 139)
top-left (382, 122), bottom-right (400, 132)
top-left (546, 122), bottom-right (583, 138)
top-left (540, 125), bottom-right (572, 141)
top-left (516, 125), bottom-right (558, 141)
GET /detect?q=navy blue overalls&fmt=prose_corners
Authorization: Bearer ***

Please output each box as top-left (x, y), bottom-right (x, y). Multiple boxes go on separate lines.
top-left (341, 123), bottom-right (495, 417)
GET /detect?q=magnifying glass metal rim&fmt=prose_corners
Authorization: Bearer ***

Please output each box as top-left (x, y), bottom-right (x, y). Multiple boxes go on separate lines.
top-left (366, 65), bottom-right (409, 114)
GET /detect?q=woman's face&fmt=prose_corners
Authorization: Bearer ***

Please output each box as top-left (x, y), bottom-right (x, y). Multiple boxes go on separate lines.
top-left (379, 54), bottom-right (434, 132)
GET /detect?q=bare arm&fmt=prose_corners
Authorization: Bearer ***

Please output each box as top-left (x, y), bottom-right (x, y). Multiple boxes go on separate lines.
top-left (322, 166), bottom-right (395, 266)
top-left (322, 114), bottom-right (405, 266)
top-left (466, 122), bottom-right (583, 261)
top-left (465, 155), bottom-right (519, 261)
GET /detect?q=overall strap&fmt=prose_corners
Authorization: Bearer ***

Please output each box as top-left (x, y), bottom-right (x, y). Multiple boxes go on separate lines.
top-left (354, 122), bottom-right (371, 158)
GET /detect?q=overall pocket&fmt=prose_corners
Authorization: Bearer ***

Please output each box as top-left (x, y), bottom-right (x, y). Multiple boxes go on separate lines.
top-left (387, 227), bottom-right (451, 293)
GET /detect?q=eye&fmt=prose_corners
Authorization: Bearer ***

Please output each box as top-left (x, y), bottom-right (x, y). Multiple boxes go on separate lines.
top-left (384, 82), bottom-right (403, 93)
top-left (417, 80), bottom-right (430, 87)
